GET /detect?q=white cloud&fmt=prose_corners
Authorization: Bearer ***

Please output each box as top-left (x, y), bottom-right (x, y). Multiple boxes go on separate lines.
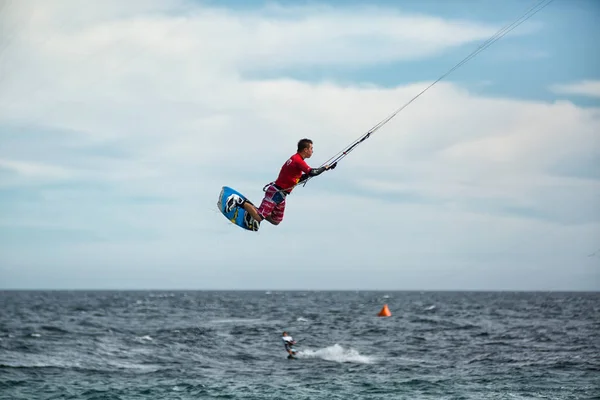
top-left (0, 0), bottom-right (598, 289)
top-left (0, 1), bottom-right (512, 177)
top-left (549, 80), bottom-right (600, 98)
top-left (0, 158), bottom-right (75, 180)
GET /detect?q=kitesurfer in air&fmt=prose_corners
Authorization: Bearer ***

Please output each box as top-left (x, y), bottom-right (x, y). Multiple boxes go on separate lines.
top-left (225, 138), bottom-right (336, 229)
top-left (282, 331), bottom-right (297, 359)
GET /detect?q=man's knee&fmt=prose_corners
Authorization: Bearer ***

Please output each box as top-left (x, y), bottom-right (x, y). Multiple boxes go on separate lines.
top-left (266, 216), bottom-right (281, 225)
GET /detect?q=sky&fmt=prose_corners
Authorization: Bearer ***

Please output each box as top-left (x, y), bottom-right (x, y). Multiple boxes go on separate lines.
top-left (0, 0), bottom-right (599, 291)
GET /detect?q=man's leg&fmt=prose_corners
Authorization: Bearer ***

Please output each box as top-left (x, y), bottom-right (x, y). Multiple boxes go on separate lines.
top-left (264, 216), bottom-right (279, 225)
top-left (256, 185), bottom-right (286, 225)
top-left (241, 201), bottom-right (264, 223)
top-left (226, 185), bottom-right (283, 225)
top-left (267, 193), bottom-right (286, 225)
top-left (251, 188), bottom-right (277, 224)
top-left (225, 193), bottom-right (266, 222)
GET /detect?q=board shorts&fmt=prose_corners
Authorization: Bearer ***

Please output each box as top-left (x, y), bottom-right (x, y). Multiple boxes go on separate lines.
top-left (257, 184), bottom-right (287, 224)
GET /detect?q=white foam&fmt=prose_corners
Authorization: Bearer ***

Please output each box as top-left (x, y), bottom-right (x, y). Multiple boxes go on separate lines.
top-left (210, 318), bottom-right (263, 324)
top-left (296, 344), bottom-right (375, 364)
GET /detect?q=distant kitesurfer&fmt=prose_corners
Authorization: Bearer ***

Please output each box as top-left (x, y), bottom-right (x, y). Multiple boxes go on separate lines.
top-left (282, 331), bottom-right (297, 359)
top-left (225, 138), bottom-right (337, 229)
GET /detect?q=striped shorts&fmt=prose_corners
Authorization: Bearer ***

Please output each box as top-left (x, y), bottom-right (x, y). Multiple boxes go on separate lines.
top-left (257, 184), bottom-right (287, 224)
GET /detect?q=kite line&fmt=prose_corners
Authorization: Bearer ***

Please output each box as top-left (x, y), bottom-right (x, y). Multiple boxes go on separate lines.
top-left (295, 0), bottom-right (555, 190)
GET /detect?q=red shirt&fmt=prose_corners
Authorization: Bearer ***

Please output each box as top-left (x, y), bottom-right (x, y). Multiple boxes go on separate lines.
top-left (274, 153), bottom-right (312, 192)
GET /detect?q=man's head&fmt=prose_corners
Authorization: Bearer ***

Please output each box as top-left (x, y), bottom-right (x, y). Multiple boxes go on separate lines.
top-left (282, 331), bottom-right (288, 336)
top-left (297, 138), bottom-right (313, 159)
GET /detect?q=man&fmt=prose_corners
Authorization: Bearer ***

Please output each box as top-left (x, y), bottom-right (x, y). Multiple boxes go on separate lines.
top-left (225, 138), bottom-right (336, 229)
top-left (281, 331), bottom-right (297, 359)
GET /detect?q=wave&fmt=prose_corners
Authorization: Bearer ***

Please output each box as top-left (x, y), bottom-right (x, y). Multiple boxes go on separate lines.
top-left (296, 344), bottom-right (375, 364)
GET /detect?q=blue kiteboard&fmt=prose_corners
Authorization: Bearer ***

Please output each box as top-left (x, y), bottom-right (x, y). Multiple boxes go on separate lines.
top-left (217, 186), bottom-right (260, 232)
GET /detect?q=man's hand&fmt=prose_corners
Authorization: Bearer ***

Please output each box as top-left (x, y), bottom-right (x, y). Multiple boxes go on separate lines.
top-left (326, 162), bottom-right (337, 170)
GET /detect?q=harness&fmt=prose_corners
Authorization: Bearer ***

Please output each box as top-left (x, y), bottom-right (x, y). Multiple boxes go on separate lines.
top-left (262, 182), bottom-right (290, 204)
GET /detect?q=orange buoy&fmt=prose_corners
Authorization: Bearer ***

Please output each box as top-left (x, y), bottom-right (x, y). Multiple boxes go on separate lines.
top-left (377, 304), bottom-right (391, 317)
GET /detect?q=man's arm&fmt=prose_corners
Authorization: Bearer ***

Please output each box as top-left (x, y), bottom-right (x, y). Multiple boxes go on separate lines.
top-left (298, 162), bottom-right (337, 183)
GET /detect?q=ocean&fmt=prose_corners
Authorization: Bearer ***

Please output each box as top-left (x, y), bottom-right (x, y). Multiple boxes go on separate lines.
top-left (0, 290), bottom-right (598, 399)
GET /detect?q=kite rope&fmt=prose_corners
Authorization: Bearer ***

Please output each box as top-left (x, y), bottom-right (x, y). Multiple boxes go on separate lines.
top-left (289, 0), bottom-right (555, 191)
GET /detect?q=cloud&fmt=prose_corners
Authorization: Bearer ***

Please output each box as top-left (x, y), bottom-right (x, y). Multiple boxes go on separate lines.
top-left (0, 158), bottom-right (75, 180)
top-left (0, 1), bottom-right (514, 180)
top-left (0, 0), bottom-right (598, 290)
top-left (549, 80), bottom-right (600, 98)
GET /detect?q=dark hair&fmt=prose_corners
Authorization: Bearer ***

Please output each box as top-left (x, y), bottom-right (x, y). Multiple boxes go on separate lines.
top-left (297, 138), bottom-right (313, 152)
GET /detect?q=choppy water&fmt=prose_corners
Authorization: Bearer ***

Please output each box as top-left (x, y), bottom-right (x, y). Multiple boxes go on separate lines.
top-left (0, 291), bottom-right (599, 399)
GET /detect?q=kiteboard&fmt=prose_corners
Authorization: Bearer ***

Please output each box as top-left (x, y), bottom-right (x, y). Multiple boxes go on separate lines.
top-left (217, 186), bottom-right (260, 232)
